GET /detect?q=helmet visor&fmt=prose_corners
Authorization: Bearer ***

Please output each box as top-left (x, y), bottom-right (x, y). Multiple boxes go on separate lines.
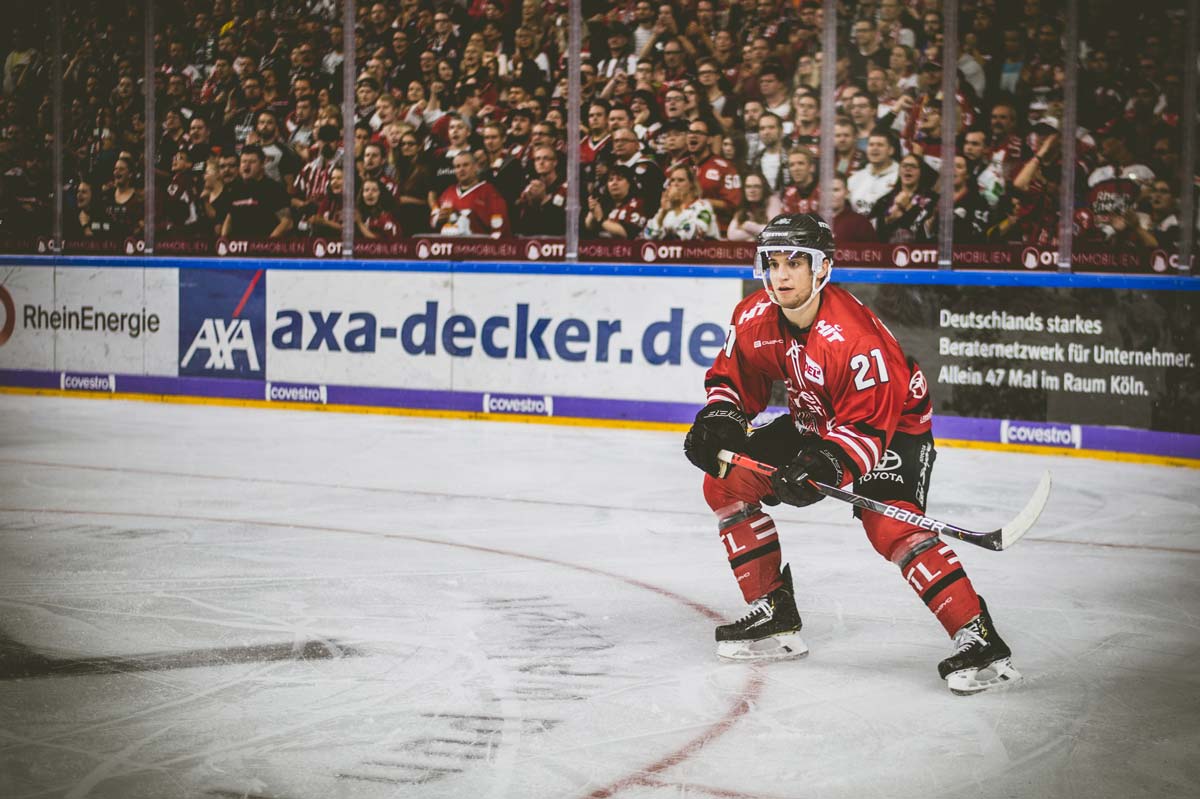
top-left (754, 245), bottom-right (830, 279)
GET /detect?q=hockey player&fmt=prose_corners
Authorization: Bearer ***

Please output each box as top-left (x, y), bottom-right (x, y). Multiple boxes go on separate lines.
top-left (683, 213), bottom-right (1020, 694)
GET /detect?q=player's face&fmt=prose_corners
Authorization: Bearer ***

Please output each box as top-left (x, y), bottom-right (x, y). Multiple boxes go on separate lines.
top-left (766, 252), bottom-right (826, 310)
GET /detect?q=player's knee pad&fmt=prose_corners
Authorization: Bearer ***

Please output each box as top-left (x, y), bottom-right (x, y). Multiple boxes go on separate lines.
top-left (715, 501), bottom-right (783, 603)
top-left (862, 503), bottom-right (938, 563)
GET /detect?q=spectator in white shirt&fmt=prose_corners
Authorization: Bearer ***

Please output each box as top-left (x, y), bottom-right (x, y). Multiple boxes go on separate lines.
top-left (848, 129), bottom-right (900, 217)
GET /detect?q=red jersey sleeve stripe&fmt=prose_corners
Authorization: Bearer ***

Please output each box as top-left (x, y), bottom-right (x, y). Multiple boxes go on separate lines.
top-left (825, 429), bottom-right (875, 477)
top-left (835, 426), bottom-right (886, 474)
top-left (706, 386), bottom-right (742, 406)
top-left (831, 424), bottom-right (882, 463)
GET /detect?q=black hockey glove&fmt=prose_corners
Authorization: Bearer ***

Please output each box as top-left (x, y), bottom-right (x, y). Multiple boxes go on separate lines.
top-left (684, 402), bottom-right (749, 477)
top-left (770, 444), bottom-right (845, 507)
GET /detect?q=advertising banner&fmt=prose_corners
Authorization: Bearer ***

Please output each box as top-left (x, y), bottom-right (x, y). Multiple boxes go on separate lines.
top-left (266, 271), bottom-right (739, 403)
top-left (179, 269), bottom-right (267, 380)
top-left (0, 266), bottom-right (55, 370)
top-left (840, 282), bottom-right (1199, 437)
top-left (0, 266), bottom-right (175, 375)
top-left (52, 267), bottom-right (177, 375)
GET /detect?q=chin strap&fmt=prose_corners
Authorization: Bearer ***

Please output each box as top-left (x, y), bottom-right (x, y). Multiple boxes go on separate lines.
top-left (761, 260), bottom-right (831, 311)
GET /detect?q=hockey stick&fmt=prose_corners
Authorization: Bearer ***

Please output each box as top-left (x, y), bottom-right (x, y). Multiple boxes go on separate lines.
top-left (716, 449), bottom-right (1051, 552)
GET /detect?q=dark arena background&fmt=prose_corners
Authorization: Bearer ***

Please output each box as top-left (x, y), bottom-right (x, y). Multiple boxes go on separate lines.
top-left (0, 1), bottom-right (1197, 798)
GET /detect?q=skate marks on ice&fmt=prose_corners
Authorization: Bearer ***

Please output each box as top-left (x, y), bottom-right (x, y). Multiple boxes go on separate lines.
top-left (0, 505), bottom-right (761, 799)
top-left (0, 517), bottom-right (360, 683)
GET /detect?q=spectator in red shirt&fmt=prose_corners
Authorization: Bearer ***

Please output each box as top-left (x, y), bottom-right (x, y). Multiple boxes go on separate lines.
top-left (432, 151), bottom-right (510, 237)
top-left (989, 130), bottom-right (1061, 246)
top-left (686, 118), bottom-right (741, 229)
top-left (988, 99), bottom-right (1028, 182)
top-left (307, 166), bottom-right (345, 240)
top-left (830, 173), bottom-right (877, 243)
top-left (780, 149), bottom-right (820, 215)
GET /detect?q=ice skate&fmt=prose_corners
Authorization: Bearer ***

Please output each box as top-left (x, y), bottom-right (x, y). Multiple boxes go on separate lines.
top-left (938, 595), bottom-right (1022, 695)
top-left (716, 564), bottom-right (807, 661)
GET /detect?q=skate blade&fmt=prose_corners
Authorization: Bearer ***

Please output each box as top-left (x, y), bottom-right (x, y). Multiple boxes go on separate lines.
top-left (946, 657), bottom-right (1022, 695)
top-left (717, 631), bottom-right (808, 662)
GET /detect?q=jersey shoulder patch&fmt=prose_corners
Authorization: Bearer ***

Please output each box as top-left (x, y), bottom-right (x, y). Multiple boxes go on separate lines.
top-left (734, 295), bottom-right (775, 327)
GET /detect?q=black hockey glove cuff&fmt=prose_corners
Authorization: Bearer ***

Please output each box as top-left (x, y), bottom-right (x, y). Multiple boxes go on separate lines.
top-left (770, 444), bottom-right (845, 507)
top-left (684, 402), bottom-right (749, 477)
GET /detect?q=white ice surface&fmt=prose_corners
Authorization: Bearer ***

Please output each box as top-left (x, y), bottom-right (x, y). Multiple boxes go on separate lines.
top-left (0, 394), bottom-right (1197, 799)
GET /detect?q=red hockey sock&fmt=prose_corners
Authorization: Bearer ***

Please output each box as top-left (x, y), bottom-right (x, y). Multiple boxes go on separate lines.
top-left (719, 505), bottom-right (783, 603)
top-left (902, 542), bottom-right (981, 635)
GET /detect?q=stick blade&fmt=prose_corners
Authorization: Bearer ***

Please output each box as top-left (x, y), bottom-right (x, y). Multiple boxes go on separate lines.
top-left (1000, 470), bottom-right (1052, 550)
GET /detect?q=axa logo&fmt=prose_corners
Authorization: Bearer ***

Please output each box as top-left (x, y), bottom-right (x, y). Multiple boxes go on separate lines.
top-left (0, 285), bottom-right (14, 346)
top-left (180, 318), bottom-right (261, 371)
top-left (179, 269), bottom-right (266, 378)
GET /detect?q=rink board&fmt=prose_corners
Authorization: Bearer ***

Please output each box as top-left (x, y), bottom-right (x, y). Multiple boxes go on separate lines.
top-left (0, 259), bottom-right (1197, 464)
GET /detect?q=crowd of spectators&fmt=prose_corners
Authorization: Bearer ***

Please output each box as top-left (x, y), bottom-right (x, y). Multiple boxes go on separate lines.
top-left (0, 0), bottom-right (1194, 254)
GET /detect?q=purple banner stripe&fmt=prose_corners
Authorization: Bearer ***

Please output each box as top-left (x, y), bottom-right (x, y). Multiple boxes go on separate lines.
top-left (2, 369), bottom-right (1197, 461)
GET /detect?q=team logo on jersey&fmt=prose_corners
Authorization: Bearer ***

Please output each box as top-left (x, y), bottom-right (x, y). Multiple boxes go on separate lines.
top-left (803, 353), bottom-right (824, 385)
top-left (909, 367), bottom-right (928, 399)
top-left (179, 269), bottom-right (266, 379)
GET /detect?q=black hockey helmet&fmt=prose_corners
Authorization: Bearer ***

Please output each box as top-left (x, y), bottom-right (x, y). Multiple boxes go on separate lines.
top-left (754, 213), bottom-right (835, 305)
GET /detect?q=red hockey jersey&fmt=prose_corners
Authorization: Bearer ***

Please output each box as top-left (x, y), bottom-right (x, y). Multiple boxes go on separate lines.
top-left (693, 154), bottom-right (742, 222)
top-left (433, 180), bottom-right (511, 237)
top-left (704, 285), bottom-right (932, 481)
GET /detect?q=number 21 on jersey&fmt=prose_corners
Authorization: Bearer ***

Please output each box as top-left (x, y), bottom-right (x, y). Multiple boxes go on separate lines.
top-left (850, 348), bottom-right (889, 390)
